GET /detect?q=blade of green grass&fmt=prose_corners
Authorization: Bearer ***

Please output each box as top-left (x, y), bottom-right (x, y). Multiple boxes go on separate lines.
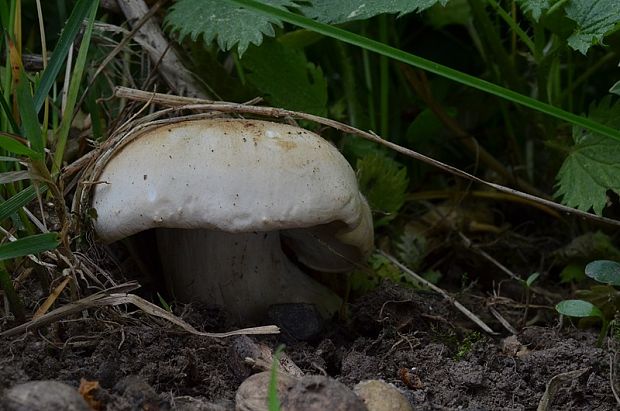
top-left (0, 170), bottom-right (30, 184)
top-left (0, 262), bottom-right (25, 322)
top-left (226, 0), bottom-right (620, 143)
top-left (0, 87), bottom-right (19, 132)
top-left (16, 72), bottom-right (44, 154)
top-left (0, 232), bottom-right (59, 261)
top-left (0, 184), bottom-right (48, 222)
top-left (51, 0), bottom-right (98, 175)
top-left (32, 0), bottom-right (94, 112)
top-left (268, 345), bottom-right (285, 411)
top-left (0, 134), bottom-right (41, 158)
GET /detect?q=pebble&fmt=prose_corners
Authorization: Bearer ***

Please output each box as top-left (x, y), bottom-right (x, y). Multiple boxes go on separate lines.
top-left (235, 372), bottom-right (368, 411)
top-left (235, 371), bottom-right (298, 411)
top-left (0, 380), bottom-right (90, 411)
top-left (353, 379), bottom-right (413, 411)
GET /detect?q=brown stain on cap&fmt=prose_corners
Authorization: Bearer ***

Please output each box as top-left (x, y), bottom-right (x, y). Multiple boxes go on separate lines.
top-left (276, 140), bottom-right (297, 151)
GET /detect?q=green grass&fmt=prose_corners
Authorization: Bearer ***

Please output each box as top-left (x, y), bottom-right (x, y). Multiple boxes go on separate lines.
top-left (226, 0), bottom-right (620, 143)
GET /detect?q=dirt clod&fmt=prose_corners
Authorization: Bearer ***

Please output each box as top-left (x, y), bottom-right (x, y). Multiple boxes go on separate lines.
top-left (281, 375), bottom-right (367, 411)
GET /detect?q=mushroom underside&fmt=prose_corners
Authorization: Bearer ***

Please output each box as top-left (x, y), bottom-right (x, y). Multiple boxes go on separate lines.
top-left (156, 227), bottom-right (345, 322)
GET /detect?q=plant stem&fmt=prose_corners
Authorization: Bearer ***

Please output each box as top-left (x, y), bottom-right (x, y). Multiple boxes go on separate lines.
top-left (379, 15), bottom-right (389, 139)
top-left (0, 262), bottom-right (25, 323)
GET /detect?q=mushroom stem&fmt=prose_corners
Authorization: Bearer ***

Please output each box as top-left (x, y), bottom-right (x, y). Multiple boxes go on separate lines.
top-left (156, 229), bottom-right (342, 322)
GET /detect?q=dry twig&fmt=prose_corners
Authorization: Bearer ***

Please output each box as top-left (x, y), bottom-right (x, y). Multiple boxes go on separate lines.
top-left (1, 282), bottom-right (279, 338)
top-left (378, 251), bottom-right (498, 335)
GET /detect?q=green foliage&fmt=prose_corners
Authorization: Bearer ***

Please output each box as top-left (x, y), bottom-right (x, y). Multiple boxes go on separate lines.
top-left (350, 253), bottom-right (416, 295)
top-left (300, 0), bottom-right (448, 24)
top-left (454, 331), bottom-right (483, 361)
top-left (585, 260), bottom-right (620, 286)
top-left (165, 0), bottom-right (300, 55)
top-left (516, 0), bottom-right (620, 54)
top-left (556, 299), bottom-right (604, 318)
top-left (0, 0), bottom-right (98, 321)
top-left (560, 263), bottom-right (586, 284)
top-left (227, 0), bottom-right (620, 142)
top-left (0, 233), bottom-right (60, 261)
top-left (33, 0), bottom-right (96, 111)
top-left (564, 0), bottom-right (620, 55)
top-left (395, 229), bottom-right (427, 271)
top-left (0, 185), bottom-right (47, 223)
top-left (426, 0), bottom-right (470, 28)
top-left (525, 272), bottom-right (540, 287)
top-left (167, 0), bottom-right (451, 54)
top-left (515, 0), bottom-right (549, 21)
top-left (356, 154), bottom-right (409, 227)
top-left (268, 345), bottom-right (285, 411)
top-left (555, 98), bottom-right (620, 215)
top-left (241, 40), bottom-right (327, 115)
top-left (556, 259), bottom-right (620, 344)
top-left (350, 252), bottom-right (440, 295)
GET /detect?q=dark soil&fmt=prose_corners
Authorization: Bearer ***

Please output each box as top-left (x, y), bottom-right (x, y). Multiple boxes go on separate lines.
top-left (1, 283), bottom-right (618, 410)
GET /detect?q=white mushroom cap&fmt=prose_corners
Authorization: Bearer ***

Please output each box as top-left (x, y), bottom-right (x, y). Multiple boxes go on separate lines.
top-left (92, 119), bottom-right (373, 271)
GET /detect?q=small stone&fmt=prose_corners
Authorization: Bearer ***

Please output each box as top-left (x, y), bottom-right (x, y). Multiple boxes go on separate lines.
top-left (281, 375), bottom-right (367, 411)
top-left (353, 379), bottom-right (413, 411)
top-left (235, 371), bottom-right (298, 411)
top-left (173, 396), bottom-right (234, 410)
top-left (1, 380), bottom-right (90, 411)
top-left (229, 336), bottom-right (303, 381)
top-left (268, 303), bottom-right (325, 341)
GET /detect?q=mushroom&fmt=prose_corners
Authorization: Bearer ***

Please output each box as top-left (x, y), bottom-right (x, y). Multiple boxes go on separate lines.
top-left (91, 118), bottom-right (373, 321)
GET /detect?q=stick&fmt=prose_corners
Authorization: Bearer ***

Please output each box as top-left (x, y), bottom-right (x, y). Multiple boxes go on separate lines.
top-left (378, 251), bottom-right (498, 335)
top-left (1, 282), bottom-right (279, 338)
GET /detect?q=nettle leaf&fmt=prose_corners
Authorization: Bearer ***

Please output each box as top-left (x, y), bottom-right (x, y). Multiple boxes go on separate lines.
top-left (241, 40), bottom-right (327, 115)
top-left (565, 0), bottom-right (620, 54)
top-left (301, 0), bottom-right (449, 24)
top-left (165, 0), bottom-right (299, 55)
top-left (555, 97), bottom-right (620, 215)
top-left (356, 154), bottom-right (409, 226)
top-left (515, 0), bottom-right (550, 21)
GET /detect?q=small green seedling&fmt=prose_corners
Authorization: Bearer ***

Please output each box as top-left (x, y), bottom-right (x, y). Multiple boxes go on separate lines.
top-left (521, 272), bottom-right (540, 325)
top-left (556, 260), bottom-right (620, 345)
top-left (267, 345), bottom-right (285, 411)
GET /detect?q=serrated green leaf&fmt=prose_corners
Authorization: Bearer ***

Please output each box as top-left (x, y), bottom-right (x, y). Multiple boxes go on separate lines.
top-left (555, 98), bottom-right (620, 215)
top-left (356, 154), bottom-right (409, 226)
top-left (228, 0), bottom-right (620, 143)
top-left (0, 233), bottom-right (59, 261)
top-left (565, 0), bottom-right (620, 54)
top-left (556, 299), bottom-right (603, 318)
top-left (585, 260), bottom-right (620, 286)
top-left (301, 0), bottom-right (448, 24)
top-left (396, 229), bottom-right (427, 271)
top-left (165, 0), bottom-right (299, 55)
top-left (241, 39), bottom-right (327, 115)
top-left (515, 0), bottom-right (550, 21)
